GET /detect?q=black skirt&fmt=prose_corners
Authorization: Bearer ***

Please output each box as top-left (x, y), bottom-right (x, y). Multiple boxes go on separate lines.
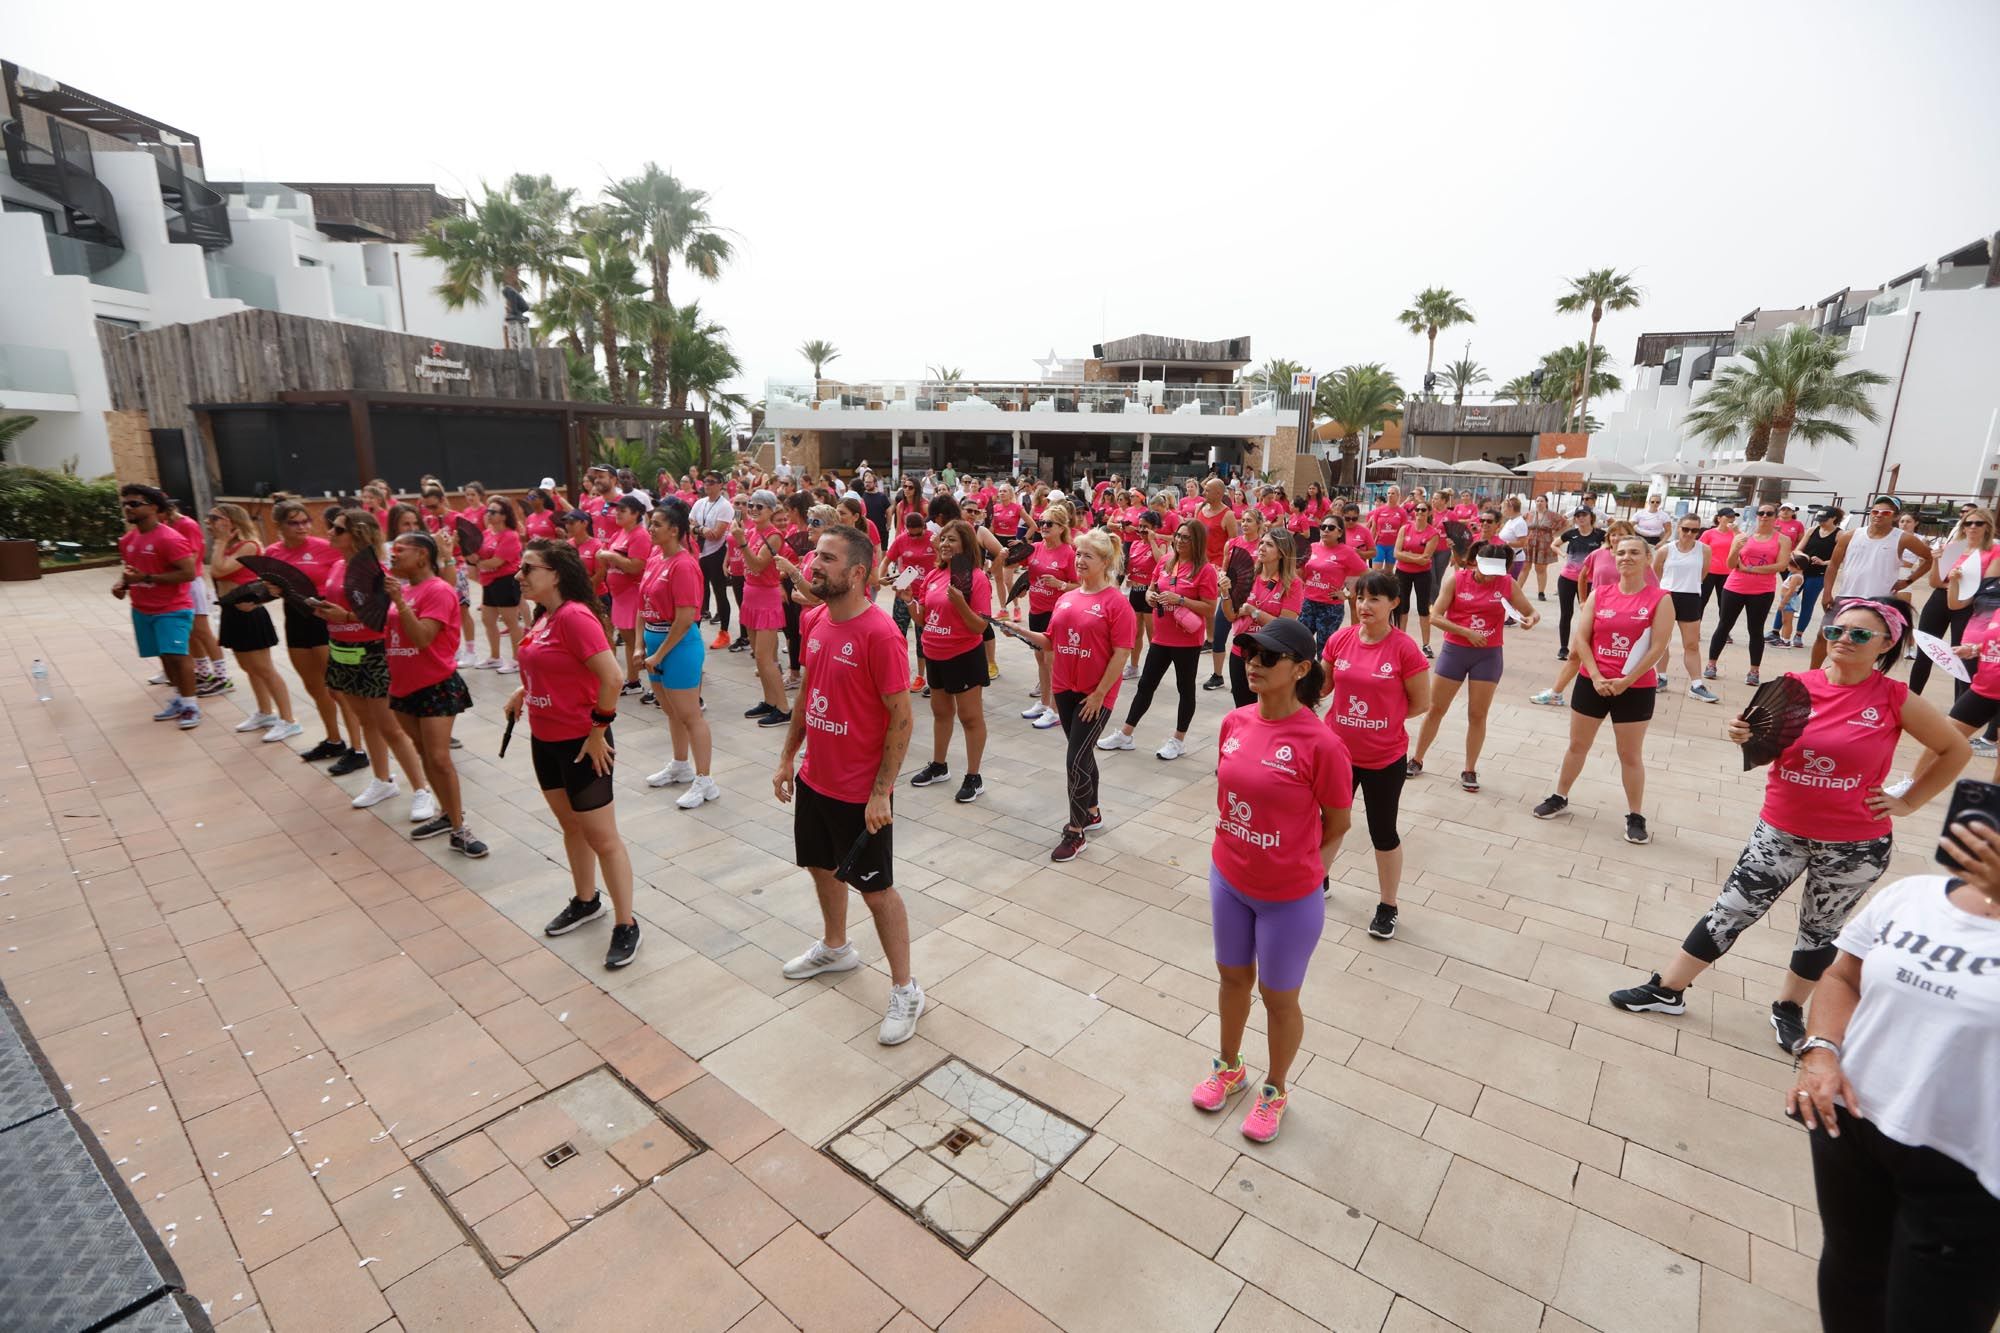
top-left (219, 603), bottom-right (280, 653)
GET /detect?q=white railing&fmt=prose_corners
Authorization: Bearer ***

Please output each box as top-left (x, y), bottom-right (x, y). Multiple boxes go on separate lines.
top-left (766, 379), bottom-right (1295, 418)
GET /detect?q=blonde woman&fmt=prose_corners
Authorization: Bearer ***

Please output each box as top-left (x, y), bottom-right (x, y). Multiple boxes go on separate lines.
top-left (206, 503), bottom-right (300, 742)
top-left (1222, 527), bottom-right (1303, 707)
top-left (1022, 504), bottom-right (1082, 729)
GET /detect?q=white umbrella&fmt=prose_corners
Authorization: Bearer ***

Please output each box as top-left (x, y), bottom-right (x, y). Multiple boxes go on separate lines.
top-left (1706, 459), bottom-right (1823, 481)
top-left (1450, 459), bottom-right (1518, 476)
top-left (1516, 455), bottom-right (1646, 481)
top-left (1639, 459), bottom-right (1703, 476)
top-left (1370, 454), bottom-right (1454, 471)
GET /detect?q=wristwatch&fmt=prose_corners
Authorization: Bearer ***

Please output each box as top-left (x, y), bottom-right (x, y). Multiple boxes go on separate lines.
top-left (1797, 1036), bottom-right (1842, 1061)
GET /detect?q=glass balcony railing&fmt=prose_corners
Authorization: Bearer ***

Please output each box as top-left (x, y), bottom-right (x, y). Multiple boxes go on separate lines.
top-left (331, 282), bottom-right (389, 325)
top-left (205, 258), bottom-right (279, 310)
top-left (0, 344), bottom-right (75, 395)
top-left (43, 232), bottom-right (146, 293)
top-left (766, 379), bottom-right (1295, 419)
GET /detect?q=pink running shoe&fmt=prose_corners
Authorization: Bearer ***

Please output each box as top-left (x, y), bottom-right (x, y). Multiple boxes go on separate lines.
top-left (1191, 1058), bottom-right (1250, 1112)
top-left (1240, 1085), bottom-right (1288, 1142)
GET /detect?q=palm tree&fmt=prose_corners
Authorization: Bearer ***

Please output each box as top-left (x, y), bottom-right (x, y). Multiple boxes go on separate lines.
top-left (572, 222), bottom-right (650, 405)
top-left (534, 269), bottom-right (596, 357)
top-left (1396, 288), bottom-right (1474, 395)
top-left (800, 340), bottom-right (840, 382)
top-left (1314, 364), bottom-right (1405, 488)
top-left (925, 365), bottom-right (963, 383)
top-left (1682, 325), bottom-right (1890, 505)
top-left (1539, 343), bottom-right (1623, 426)
top-left (1247, 358), bottom-right (1306, 391)
top-left (1496, 373), bottom-right (1540, 403)
top-left (415, 179), bottom-right (573, 341)
top-left (1439, 357), bottom-right (1490, 406)
top-left (562, 349), bottom-right (609, 403)
top-left (606, 166), bottom-right (734, 407)
top-left (664, 303), bottom-right (746, 419)
top-left (1554, 268), bottom-right (1642, 433)
top-left (0, 414), bottom-right (34, 462)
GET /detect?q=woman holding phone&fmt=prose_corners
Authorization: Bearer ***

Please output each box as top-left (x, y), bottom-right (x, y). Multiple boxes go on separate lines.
top-left (315, 510), bottom-right (433, 819)
top-left (597, 494), bottom-right (654, 695)
top-left (1222, 528), bottom-right (1304, 707)
top-left (1021, 504), bottom-right (1081, 729)
top-left (386, 532), bottom-right (483, 856)
top-left (902, 519), bottom-right (991, 804)
top-left (207, 503), bottom-right (300, 743)
top-left (1098, 520), bottom-right (1217, 761)
top-left (1408, 541), bottom-right (1539, 791)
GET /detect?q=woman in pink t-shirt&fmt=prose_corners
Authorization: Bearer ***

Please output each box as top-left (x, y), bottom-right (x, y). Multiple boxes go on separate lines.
top-left (1098, 520), bottom-right (1220, 761)
top-left (386, 532), bottom-right (481, 856)
top-left (1022, 505), bottom-right (1082, 730)
top-left (1121, 511), bottom-right (1169, 673)
top-left (738, 490), bottom-right (792, 724)
top-left (473, 495), bottom-right (526, 675)
top-left (1706, 503), bottom-right (1794, 687)
top-left (1222, 530), bottom-right (1305, 708)
top-left (1192, 617), bottom-right (1352, 1144)
top-left (596, 496), bottom-right (654, 693)
top-left (1611, 599), bottom-right (1967, 1046)
top-left (900, 520), bottom-right (992, 804)
top-left (1409, 542), bottom-right (1540, 792)
top-left (1298, 514), bottom-right (1367, 650)
top-left (639, 505), bottom-right (716, 801)
top-left (1391, 502), bottom-right (1443, 655)
top-left (509, 538), bottom-right (641, 969)
top-left (314, 509), bottom-right (431, 817)
top-left (264, 497), bottom-right (349, 760)
top-left (207, 502), bottom-right (297, 742)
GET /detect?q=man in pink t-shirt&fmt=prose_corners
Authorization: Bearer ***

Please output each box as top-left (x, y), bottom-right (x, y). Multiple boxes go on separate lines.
top-left (771, 524), bottom-right (925, 1047)
top-left (113, 485), bottom-right (204, 726)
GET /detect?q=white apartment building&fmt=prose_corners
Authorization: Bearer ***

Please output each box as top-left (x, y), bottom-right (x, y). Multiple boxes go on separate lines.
top-left (0, 60), bottom-right (508, 477)
top-left (1594, 232), bottom-right (2000, 504)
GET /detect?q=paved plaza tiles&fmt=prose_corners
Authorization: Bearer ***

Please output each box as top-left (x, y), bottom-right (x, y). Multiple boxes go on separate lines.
top-left (4, 564), bottom-right (1953, 1332)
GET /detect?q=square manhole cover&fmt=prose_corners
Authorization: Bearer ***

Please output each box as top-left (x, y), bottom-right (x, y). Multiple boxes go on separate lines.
top-left (827, 1059), bottom-right (1089, 1254)
top-left (416, 1067), bottom-right (697, 1273)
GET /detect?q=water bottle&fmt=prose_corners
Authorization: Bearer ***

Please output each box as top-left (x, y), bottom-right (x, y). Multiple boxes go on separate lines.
top-left (30, 659), bottom-right (51, 702)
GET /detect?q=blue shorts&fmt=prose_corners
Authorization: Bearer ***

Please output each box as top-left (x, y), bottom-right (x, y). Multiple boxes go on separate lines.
top-left (1374, 543), bottom-right (1393, 565)
top-left (644, 625), bottom-right (703, 691)
top-left (132, 609), bottom-right (195, 658)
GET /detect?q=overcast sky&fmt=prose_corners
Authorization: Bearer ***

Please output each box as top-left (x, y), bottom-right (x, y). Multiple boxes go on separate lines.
top-left (10, 1), bottom-right (1998, 407)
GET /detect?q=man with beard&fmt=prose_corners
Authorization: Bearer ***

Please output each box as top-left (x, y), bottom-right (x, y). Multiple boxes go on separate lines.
top-left (770, 524), bottom-right (925, 1044)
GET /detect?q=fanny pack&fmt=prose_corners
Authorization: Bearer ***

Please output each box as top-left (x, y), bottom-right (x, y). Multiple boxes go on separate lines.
top-left (329, 641), bottom-right (368, 666)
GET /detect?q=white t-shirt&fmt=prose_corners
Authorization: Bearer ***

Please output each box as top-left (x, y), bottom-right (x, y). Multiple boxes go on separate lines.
top-left (1834, 874), bottom-right (2000, 1195)
top-left (1499, 516), bottom-right (1529, 546)
top-left (689, 496), bottom-right (735, 557)
top-left (1633, 509), bottom-right (1669, 540)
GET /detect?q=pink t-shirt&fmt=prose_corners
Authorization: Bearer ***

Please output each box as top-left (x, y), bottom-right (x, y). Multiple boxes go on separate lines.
top-left (916, 567), bottom-right (991, 660)
top-left (1698, 527), bottom-right (1737, 579)
top-left (168, 514), bottom-right (206, 566)
top-left (322, 558), bottom-right (385, 643)
top-left (120, 524), bottom-right (195, 614)
top-left (524, 510), bottom-right (560, 542)
top-left (1581, 546), bottom-right (1660, 592)
top-left (744, 523), bottom-right (785, 589)
top-left (1724, 531), bottom-right (1784, 595)
top-left (798, 603), bottom-right (910, 804)
top-left (1759, 669), bottom-right (1907, 842)
top-left (1213, 705), bottom-right (1354, 901)
top-left (1586, 581), bottom-right (1668, 688)
top-left (1125, 534), bottom-right (1162, 586)
top-left (263, 535), bottom-right (338, 594)
top-left (387, 576), bottom-right (461, 695)
top-left (478, 528), bottom-right (522, 586)
top-left (1177, 495), bottom-right (1204, 518)
top-left (1149, 561), bottom-right (1220, 649)
top-left (1369, 505), bottom-right (1407, 541)
top-left (603, 524), bottom-right (654, 623)
top-left (1776, 518), bottom-right (1805, 548)
top-left (1321, 625), bottom-right (1430, 769)
top-left (583, 492), bottom-right (622, 540)
top-left (1393, 523), bottom-right (1442, 573)
top-left (640, 548), bottom-right (702, 626)
top-left (519, 600), bottom-right (611, 742)
top-left (1026, 543), bottom-right (1078, 615)
top-left (1048, 586), bottom-right (1136, 707)
top-left (1230, 575), bottom-right (1305, 653)
top-left (885, 533), bottom-right (936, 575)
top-left (1439, 571), bottom-right (1513, 649)
top-left (573, 535), bottom-right (605, 587)
top-left (1301, 543), bottom-right (1365, 604)
top-left (990, 503), bottom-right (1024, 537)
top-left (1345, 522), bottom-right (1374, 555)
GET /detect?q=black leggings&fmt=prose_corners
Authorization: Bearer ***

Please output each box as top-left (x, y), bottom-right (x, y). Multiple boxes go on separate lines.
top-left (1697, 571), bottom-right (1728, 618)
top-left (783, 594), bottom-right (802, 670)
top-left (728, 575), bottom-right (746, 633)
top-left (1709, 589), bottom-right (1775, 666)
top-left (1227, 653), bottom-right (1253, 708)
top-left (1811, 1106), bottom-right (2000, 1333)
top-left (1124, 643), bottom-right (1202, 735)
top-left (1055, 690), bottom-right (1110, 831)
top-left (1557, 575), bottom-right (1580, 647)
top-left (1908, 587), bottom-right (1952, 696)
top-left (1394, 569), bottom-right (1433, 622)
top-left (699, 546), bottom-right (731, 629)
top-left (1351, 760), bottom-right (1406, 852)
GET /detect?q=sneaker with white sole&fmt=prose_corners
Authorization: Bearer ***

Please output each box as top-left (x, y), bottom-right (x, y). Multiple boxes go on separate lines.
top-left (1097, 731), bottom-right (1136, 752)
top-left (1608, 973), bottom-right (1687, 1015)
top-left (1156, 737), bottom-right (1186, 761)
top-left (147, 670), bottom-right (169, 686)
top-left (153, 699), bottom-right (188, 722)
top-left (261, 720), bottom-right (303, 744)
top-left (1689, 682), bottom-right (1720, 704)
top-left (675, 775), bottom-right (720, 810)
top-left (879, 980), bottom-right (925, 1045)
top-left (351, 777), bottom-right (398, 809)
top-left (1883, 776), bottom-right (1914, 799)
top-left (544, 895), bottom-right (605, 936)
top-left (474, 657), bottom-right (501, 670)
top-left (782, 940), bottom-right (862, 980)
top-left (1528, 688), bottom-right (1563, 706)
top-left (496, 661), bottom-right (518, 675)
top-left (235, 712), bottom-right (279, 733)
top-left (647, 759), bottom-right (695, 788)
top-left (1032, 708), bottom-right (1060, 730)
top-left (1022, 701), bottom-right (1049, 719)
top-left (176, 707), bottom-right (202, 730)
top-left (1972, 736), bottom-right (1997, 757)
top-left (409, 788), bottom-right (440, 823)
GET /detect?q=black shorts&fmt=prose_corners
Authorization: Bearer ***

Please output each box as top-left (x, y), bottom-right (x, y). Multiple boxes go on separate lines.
top-left (391, 671), bottom-right (472, 718)
top-left (1949, 690), bottom-right (2000, 729)
top-left (1670, 591), bottom-right (1704, 624)
top-left (284, 602), bottom-right (331, 649)
top-left (1029, 610), bottom-right (1053, 634)
top-left (795, 776), bottom-right (894, 891)
top-left (924, 643), bottom-right (987, 695)
top-left (1127, 587), bottom-right (1151, 616)
top-left (1571, 676), bottom-right (1657, 724)
top-left (482, 575), bottom-right (522, 609)
top-left (325, 638), bottom-right (390, 699)
top-left (531, 731), bottom-right (614, 812)
top-left (219, 603), bottom-right (280, 653)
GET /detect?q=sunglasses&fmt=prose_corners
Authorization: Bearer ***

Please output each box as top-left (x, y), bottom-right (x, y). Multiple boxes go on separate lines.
top-left (1412, 507), bottom-right (1432, 514)
top-left (282, 517), bottom-right (311, 528)
top-left (1248, 647), bottom-right (1303, 669)
top-left (1757, 509), bottom-right (1776, 517)
top-left (329, 525), bottom-right (350, 536)
top-left (1968, 520), bottom-right (1993, 529)
top-left (1319, 524), bottom-right (1340, 531)
top-left (120, 499), bottom-right (150, 509)
top-left (521, 562), bottom-right (550, 575)
top-left (1679, 526), bottom-right (1701, 534)
top-left (1822, 625), bottom-right (1882, 645)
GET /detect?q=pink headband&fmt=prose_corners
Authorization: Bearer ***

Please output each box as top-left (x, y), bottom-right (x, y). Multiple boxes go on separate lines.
top-left (1840, 597), bottom-right (1907, 640)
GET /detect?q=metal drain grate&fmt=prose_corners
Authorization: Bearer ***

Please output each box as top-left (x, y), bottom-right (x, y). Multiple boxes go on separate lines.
top-left (540, 1142), bottom-right (577, 1169)
top-left (940, 1127), bottom-right (976, 1156)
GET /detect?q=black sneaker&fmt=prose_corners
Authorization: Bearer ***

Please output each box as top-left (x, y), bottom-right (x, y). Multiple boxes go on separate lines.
top-left (1625, 814), bottom-right (1651, 845)
top-left (1609, 973), bottom-right (1687, 1015)
top-left (411, 814), bottom-right (453, 841)
top-left (639, 692), bottom-right (658, 707)
top-left (1764, 632), bottom-right (1784, 647)
top-left (300, 738), bottom-right (345, 763)
top-left (606, 922), bottom-right (642, 969)
top-left (909, 761), bottom-right (950, 788)
top-left (758, 708), bottom-right (792, 728)
top-left (744, 700), bottom-right (774, 718)
top-left (1460, 771), bottom-right (1479, 792)
top-left (1367, 903), bottom-right (1398, 940)
top-left (1532, 793), bottom-right (1570, 820)
top-left (195, 674), bottom-right (233, 697)
top-left (729, 637), bottom-right (751, 653)
top-left (1771, 1000), bottom-right (1808, 1054)
top-left (449, 737), bottom-right (463, 749)
top-left (1405, 758), bottom-right (1423, 778)
top-left (1422, 645), bottom-right (1435, 660)
top-left (1556, 648), bottom-right (1569, 661)
top-left (328, 748), bottom-right (371, 777)
top-left (1202, 673), bottom-right (1226, 691)
top-left (1536, 592), bottom-right (1546, 602)
top-left (954, 774), bottom-right (983, 804)
top-left (450, 827), bottom-right (489, 859)
top-left (544, 896), bottom-right (605, 937)
top-left (619, 680), bottom-right (644, 696)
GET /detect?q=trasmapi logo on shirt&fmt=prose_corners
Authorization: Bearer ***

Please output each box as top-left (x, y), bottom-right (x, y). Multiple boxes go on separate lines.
top-left (803, 685), bottom-right (848, 737)
top-left (1217, 790), bottom-right (1279, 850)
top-left (1777, 747), bottom-right (1860, 791)
top-left (1336, 693), bottom-right (1391, 731)
top-left (1056, 627), bottom-right (1089, 661)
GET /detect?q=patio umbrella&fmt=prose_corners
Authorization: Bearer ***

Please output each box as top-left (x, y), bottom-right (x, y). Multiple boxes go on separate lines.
top-left (1639, 460), bottom-right (1703, 476)
top-left (1449, 460), bottom-right (1517, 476)
top-left (1516, 455), bottom-right (1646, 482)
top-left (1705, 460), bottom-right (1823, 482)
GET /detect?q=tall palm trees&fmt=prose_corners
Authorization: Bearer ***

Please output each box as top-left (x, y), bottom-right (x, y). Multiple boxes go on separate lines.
top-left (801, 341), bottom-right (841, 379)
top-left (1248, 358), bottom-right (1306, 391)
top-left (1554, 268), bottom-right (1642, 433)
top-left (1539, 343), bottom-right (1623, 429)
top-left (1397, 288), bottom-right (1474, 395)
top-left (1315, 364), bottom-right (1405, 488)
top-left (607, 166), bottom-right (734, 407)
top-left (1682, 325), bottom-right (1890, 504)
top-left (1439, 357), bottom-right (1489, 406)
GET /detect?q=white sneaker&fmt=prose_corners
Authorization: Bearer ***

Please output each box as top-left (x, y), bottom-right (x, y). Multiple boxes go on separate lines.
top-left (647, 759), bottom-right (695, 788)
top-left (1157, 737), bottom-right (1186, 761)
top-left (262, 719), bottom-right (303, 744)
top-left (1884, 777), bottom-right (1914, 800)
top-left (1121, 664), bottom-right (1138, 680)
top-left (474, 657), bottom-right (501, 670)
top-left (1974, 737), bottom-right (1998, 757)
top-left (456, 647), bottom-right (476, 666)
top-left (1097, 731), bottom-right (1136, 752)
top-left (147, 670), bottom-right (169, 685)
top-left (351, 777), bottom-right (398, 809)
top-left (781, 940), bottom-right (862, 980)
top-left (879, 981), bottom-right (925, 1046)
top-left (234, 712), bottom-right (278, 733)
top-left (1022, 701), bottom-right (1048, 719)
top-left (496, 661), bottom-right (519, 675)
top-left (409, 788), bottom-right (440, 822)
top-left (176, 707), bottom-right (202, 730)
top-left (676, 775), bottom-right (720, 810)
top-left (1033, 708), bottom-right (1060, 729)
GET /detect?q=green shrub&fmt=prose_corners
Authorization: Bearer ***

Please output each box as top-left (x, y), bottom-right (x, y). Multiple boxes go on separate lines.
top-left (0, 465), bottom-right (123, 548)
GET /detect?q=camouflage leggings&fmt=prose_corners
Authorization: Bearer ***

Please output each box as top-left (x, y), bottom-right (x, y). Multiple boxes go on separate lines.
top-left (1683, 820), bottom-right (1893, 979)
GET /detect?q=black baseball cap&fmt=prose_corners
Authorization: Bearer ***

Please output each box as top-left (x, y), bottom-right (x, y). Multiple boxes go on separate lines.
top-left (1715, 507), bottom-right (1738, 518)
top-left (1237, 618), bottom-right (1317, 662)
